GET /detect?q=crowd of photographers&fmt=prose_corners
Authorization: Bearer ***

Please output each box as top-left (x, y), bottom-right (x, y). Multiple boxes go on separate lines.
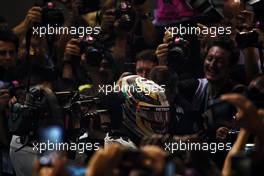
top-left (0, 0), bottom-right (264, 175)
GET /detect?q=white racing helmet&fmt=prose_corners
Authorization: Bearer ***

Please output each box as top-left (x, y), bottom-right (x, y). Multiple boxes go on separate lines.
top-left (118, 75), bottom-right (170, 138)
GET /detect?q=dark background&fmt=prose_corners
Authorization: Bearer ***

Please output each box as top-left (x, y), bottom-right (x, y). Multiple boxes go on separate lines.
top-left (0, 0), bottom-right (110, 27)
top-left (0, 0), bottom-right (34, 27)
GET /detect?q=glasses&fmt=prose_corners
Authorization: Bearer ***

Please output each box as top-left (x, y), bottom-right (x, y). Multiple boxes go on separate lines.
top-left (0, 50), bottom-right (16, 57)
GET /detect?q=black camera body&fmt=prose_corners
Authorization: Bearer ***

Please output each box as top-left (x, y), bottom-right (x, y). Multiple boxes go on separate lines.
top-left (115, 1), bottom-right (136, 31)
top-left (168, 37), bottom-right (189, 57)
top-left (35, 0), bottom-right (64, 26)
top-left (235, 30), bottom-right (259, 49)
top-left (167, 37), bottom-right (189, 69)
top-left (8, 86), bottom-right (63, 138)
top-left (79, 35), bottom-right (104, 66)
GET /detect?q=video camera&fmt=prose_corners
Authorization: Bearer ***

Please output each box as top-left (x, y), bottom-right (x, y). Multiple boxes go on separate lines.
top-left (35, 0), bottom-right (64, 26)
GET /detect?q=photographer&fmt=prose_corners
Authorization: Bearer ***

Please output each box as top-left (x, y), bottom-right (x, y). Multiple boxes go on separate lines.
top-left (97, 0), bottom-right (156, 72)
top-left (0, 28), bottom-right (19, 112)
top-left (61, 37), bottom-right (118, 91)
top-left (230, 8), bottom-right (263, 84)
top-left (13, 6), bottom-right (42, 41)
top-left (0, 28), bottom-right (19, 174)
top-left (155, 31), bottom-right (201, 79)
top-left (156, 36), bottom-right (246, 146)
top-left (13, 3), bottom-right (64, 85)
top-left (156, 35), bottom-right (243, 106)
top-left (9, 82), bottom-right (64, 176)
top-left (7, 18), bottom-right (62, 176)
top-left (212, 0), bottom-right (263, 84)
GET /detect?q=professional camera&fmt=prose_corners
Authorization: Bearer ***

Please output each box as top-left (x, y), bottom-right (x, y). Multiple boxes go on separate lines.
top-left (58, 90), bottom-right (109, 159)
top-left (60, 90), bottom-right (110, 133)
top-left (8, 86), bottom-right (62, 138)
top-left (168, 37), bottom-right (189, 58)
top-left (79, 35), bottom-right (114, 68)
top-left (167, 37), bottom-right (189, 68)
top-left (79, 35), bottom-right (105, 66)
top-left (115, 1), bottom-right (136, 31)
top-left (35, 0), bottom-right (64, 26)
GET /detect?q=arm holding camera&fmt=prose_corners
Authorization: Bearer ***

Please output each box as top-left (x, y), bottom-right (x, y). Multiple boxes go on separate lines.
top-left (62, 38), bottom-right (81, 80)
top-left (155, 31), bottom-right (172, 66)
top-left (235, 10), bottom-right (262, 82)
top-left (13, 6), bottom-right (42, 39)
top-left (237, 29), bottom-right (262, 83)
